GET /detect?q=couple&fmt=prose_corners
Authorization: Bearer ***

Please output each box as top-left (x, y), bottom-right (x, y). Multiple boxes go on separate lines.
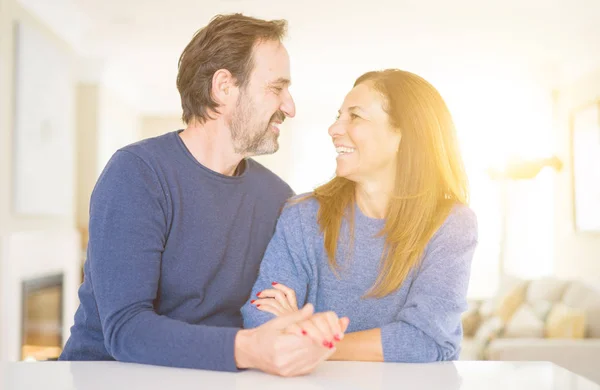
top-left (59, 13), bottom-right (477, 376)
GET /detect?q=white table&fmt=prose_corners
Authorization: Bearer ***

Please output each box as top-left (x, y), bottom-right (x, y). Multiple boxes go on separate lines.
top-left (1, 361), bottom-right (599, 389)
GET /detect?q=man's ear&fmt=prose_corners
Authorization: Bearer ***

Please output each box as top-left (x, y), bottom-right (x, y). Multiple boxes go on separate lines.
top-left (211, 69), bottom-right (235, 105)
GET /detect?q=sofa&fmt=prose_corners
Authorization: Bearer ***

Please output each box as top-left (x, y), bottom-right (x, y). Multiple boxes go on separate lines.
top-left (460, 276), bottom-right (600, 384)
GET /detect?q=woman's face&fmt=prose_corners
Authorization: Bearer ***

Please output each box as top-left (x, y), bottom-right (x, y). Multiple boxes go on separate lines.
top-left (328, 82), bottom-right (402, 184)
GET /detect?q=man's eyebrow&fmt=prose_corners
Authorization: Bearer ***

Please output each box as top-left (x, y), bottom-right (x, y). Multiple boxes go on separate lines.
top-left (270, 77), bottom-right (291, 87)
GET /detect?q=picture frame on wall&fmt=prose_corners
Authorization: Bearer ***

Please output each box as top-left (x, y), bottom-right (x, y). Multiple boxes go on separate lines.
top-left (571, 100), bottom-right (600, 233)
top-left (12, 20), bottom-right (75, 217)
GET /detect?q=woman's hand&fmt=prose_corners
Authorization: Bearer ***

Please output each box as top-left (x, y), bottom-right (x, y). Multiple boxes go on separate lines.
top-left (285, 312), bottom-right (351, 350)
top-left (251, 282), bottom-right (299, 316)
top-left (251, 282), bottom-right (350, 350)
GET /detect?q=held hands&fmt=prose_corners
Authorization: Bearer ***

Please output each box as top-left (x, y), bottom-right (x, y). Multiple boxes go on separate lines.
top-left (251, 282), bottom-right (350, 351)
top-left (235, 304), bottom-right (336, 376)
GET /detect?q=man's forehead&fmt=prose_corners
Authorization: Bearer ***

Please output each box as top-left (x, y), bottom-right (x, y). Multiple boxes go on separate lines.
top-left (251, 41), bottom-right (291, 81)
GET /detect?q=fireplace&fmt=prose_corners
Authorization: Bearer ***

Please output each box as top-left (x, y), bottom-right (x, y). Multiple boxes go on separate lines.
top-left (1, 229), bottom-right (80, 362)
top-left (21, 273), bottom-right (64, 361)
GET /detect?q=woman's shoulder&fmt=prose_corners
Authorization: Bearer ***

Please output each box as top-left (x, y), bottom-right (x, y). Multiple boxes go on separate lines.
top-left (433, 203), bottom-right (478, 244)
top-left (277, 192), bottom-right (321, 231)
top-left (282, 192), bottom-right (320, 215)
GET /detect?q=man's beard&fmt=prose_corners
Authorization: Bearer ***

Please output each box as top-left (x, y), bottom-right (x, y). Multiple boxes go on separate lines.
top-left (228, 92), bottom-right (285, 156)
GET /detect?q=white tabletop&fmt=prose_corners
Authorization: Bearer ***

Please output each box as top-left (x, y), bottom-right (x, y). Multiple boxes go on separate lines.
top-left (1, 361), bottom-right (598, 390)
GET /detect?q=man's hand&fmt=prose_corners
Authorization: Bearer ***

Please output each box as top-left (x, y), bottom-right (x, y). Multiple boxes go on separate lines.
top-left (250, 283), bottom-right (350, 350)
top-left (234, 304), bottom-right (340, 377)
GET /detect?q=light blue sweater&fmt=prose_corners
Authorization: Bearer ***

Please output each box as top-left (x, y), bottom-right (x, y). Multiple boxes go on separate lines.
top-left (241, 196), bottom-right (478, 362)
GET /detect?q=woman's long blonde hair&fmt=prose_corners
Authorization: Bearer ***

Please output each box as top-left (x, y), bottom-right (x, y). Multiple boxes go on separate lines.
top-left (308, 69), bottom-right (469, 298)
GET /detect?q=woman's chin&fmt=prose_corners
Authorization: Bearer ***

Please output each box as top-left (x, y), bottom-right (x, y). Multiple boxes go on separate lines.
top-left (335, 166), bottom-right (356, 181)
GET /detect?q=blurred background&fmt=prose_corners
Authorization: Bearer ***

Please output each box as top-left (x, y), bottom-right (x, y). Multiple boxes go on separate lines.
top-left (0, 0), bottom-right (599, 383)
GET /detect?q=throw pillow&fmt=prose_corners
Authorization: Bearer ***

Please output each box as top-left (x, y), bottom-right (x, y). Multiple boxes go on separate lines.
top-left (495, 282), bottom-right (528, 323)
top-left (526, 277), bottom-right (569, 305)
top-left (462, 304), bottom-right (482, 338)
top-left (561, 281), bottom-right (600, 338)
top-left (503, 304), bottom-right (545, 338)
top-left (545, 303), bottom-right (586, 339)
top-left (530, 299), bottom-right (553, 321)
top-left (478, 275), bottom-right (526, 319)
top-left (472, 316), bottom-right (504, 359)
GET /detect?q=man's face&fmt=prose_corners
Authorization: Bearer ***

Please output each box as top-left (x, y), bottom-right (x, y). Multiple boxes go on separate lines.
top-left (227, 40), bottom-right (296, 156)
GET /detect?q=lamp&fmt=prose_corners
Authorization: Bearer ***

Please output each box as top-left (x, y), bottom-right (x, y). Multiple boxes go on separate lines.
top-left (487, 155), bottom-right (563, 181)
top-left (487, 155), bottom-right (563, 278)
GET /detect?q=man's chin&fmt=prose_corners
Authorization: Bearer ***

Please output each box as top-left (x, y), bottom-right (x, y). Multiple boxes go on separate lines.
top-left (253, 145), bottom-right (279, 157)
top-left (237, 130), bottom-right (280, 157)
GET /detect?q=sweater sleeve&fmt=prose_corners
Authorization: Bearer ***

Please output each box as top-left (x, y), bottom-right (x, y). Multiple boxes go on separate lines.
top-left (242, 203), bottom-right (310, 328)
top-left (380, 205), bottom-right (478, 362)
top-left (88, 150), bottom-right (239, 372)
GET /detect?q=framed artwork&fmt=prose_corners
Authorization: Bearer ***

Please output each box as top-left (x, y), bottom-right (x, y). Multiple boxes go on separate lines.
top-left (12, 20), bottom-right (74, 217)
top-left (571, 100), bottom-right (600, 232)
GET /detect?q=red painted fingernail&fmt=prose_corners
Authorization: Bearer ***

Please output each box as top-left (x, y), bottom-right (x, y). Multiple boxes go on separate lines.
top-left (301, 330), bottom-right (307, 335)
top-left (272, 282), bottom-right (278, 286)
top-left (328, 342), bottom-right (334, 349)
top-left (256, 304), bottom-right (261, 307)
top-left (250, 300), bottom-right (256, 304)
top-left (334, 335), bottom-right (341, 342)
top-left (257, 291), bottom-right (262, 297)
top-left (322, 340), bottom-right (329, 347)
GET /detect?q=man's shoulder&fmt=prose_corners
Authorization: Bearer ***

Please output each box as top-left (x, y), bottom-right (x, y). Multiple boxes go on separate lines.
top-left (99, 132), bottom-right (181, 182)
top-left (95, 132), bottom-right (179, 190)
top-left (118, 131), bottom-right (178, 165)
top-left (246, 158), bottom-right (294, 200)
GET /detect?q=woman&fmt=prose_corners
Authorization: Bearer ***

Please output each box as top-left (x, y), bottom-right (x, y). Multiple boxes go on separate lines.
top-left (241, 69), bottom-right (478, 362)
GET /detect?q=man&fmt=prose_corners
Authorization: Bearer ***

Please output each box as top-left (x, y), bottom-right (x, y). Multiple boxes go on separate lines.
top-left (60, 13), bottom-right (344, 376)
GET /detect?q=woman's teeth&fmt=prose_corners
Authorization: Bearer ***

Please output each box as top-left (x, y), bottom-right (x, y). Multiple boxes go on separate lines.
top-left (335, 146), bottom-right (355, 154)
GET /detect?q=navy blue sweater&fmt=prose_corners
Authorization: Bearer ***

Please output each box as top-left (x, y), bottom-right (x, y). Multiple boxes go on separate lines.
top-left (60, 130), bottom-right (293, 371)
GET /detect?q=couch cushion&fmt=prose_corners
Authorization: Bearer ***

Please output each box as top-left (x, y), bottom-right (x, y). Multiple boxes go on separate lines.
top-left (530, 299), bottom-right (553, 320)
top-left (462, 302), bottom-right (482, 338)
top-left (479, 275), bottom-right (527, 319)
top-left (472, 316), bottom-right (504, 359)
top-left (526, 277), bottom-right (569, 304)
top-left (495, 282), bottom-right (528, 323)
top-left (459, 338), bottom-right (479, 360)
top-left (545, 303), bottom-right (586, 339)
top-left (561, 281), bottom-right (600, 338)
top-left (503, 304), bottom-right (545, 338)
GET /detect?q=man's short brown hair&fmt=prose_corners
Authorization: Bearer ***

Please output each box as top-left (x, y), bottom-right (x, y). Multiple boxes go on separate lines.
top-left (176, 14), bottom-right (287, 125)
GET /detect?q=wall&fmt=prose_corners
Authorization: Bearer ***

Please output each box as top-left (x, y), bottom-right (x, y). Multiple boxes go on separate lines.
top-left (75, 84), bottom-right (141, 247)
top-left (140, 115), bottom-right (183, 140)
top-left (279, 100), bottom-right (337, 194)
top-left (554, 68), bottom-right (600, 280)
top-left (0, 0), bottom-right (12, 359)
top-left (96, 86), bottom-right (141, 176)
top-left (75, 84), bottom-right (98, 245)
top-left (137, 114), bottom-right (299, 187)
top-left (0, 0), bottom-right (81, 361)
top-left (0, 0), bottom-right (77, 233)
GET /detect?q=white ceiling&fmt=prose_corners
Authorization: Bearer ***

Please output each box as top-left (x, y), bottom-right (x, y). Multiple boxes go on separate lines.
top-left (17, 0), bottom-right (600, 114)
